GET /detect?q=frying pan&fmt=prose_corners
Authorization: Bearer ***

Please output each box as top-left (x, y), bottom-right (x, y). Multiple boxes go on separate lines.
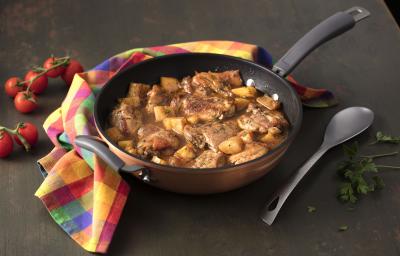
top-left (75, 7), bottom-right (369, 194)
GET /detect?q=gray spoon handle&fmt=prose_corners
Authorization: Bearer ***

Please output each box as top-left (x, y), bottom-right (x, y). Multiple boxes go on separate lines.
top-left (260, 145), bottom-right (329, 225)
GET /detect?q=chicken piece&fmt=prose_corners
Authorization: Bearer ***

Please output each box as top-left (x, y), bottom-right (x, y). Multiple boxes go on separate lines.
top-left (183, 125), bottom-right (206, 149)
top-left (256, 95), bottom-right (281, 110)
top-left (137, 124), bottom-right (161, 138)
top-left (184, 120), bottom-right (240, 152)
top-left (167, 156), bottom-right (185, 167)
top-left (192, 71), bottom-right (232, 97)
top-left (218, 70), bottom-right (243, 87)
top-left (137, 124), bottom-right (180, 156)
top-left (229, 142), bottom-right (268, 165)
top-left (110, 103), bottom-right (143, 137)
top-left (146, 85), bottom-right (170, 113)
top-left (191, 150), bottom-right (225, 169)
top-left (201, 120), bottom-right (240, 152)
top-left (179, 76), bottom-right (193, 94)
top-left (182, 95), bottom-right (235, 122)
top-left (237, 103), bottom-right (289, 133)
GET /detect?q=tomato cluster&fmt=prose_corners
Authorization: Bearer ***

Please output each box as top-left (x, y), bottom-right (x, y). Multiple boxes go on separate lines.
top-left (4, 56), bottom-right (84, 114)
top-left (0, 122), bottom-right (38, 158)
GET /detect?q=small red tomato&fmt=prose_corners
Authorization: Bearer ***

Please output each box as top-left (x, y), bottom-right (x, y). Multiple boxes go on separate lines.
top-left (24, 70), bottom-right (48, 94)
top-left (13, 122), bottom-right (38, 148)
top-left (43, 57), bottom-right (66, 78)
top-left (62, 59), bottom-right (84, 86)
top-left (4, 77), bottom-right (26, 98)
top-left (0, 130), bottom-right (13, 158)
top-left (14, 91), bottom-right (38, 114)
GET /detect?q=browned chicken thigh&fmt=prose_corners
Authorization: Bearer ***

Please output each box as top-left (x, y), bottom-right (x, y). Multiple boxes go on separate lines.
top-left (137, 124), bottom-right (180, 156)
top-left (181, 95), bottom-right (235, 122)
top-left (110, 102), bottom-right (143, 137)
top-left (237, 103), bottom-right (288, 133)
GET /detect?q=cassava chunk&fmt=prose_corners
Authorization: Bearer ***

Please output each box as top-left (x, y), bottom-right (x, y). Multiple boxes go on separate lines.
top-left (118, 139), bottom-right (134, 149)
top-left (238, 130), bottom-right (254, 144)
top-left (161, 77), bottom-right (179, 93)
top-left (218, 136), bottom-right (244, 154)
top-left (234, 98), bottom-right (250, 111)
top-left (118, 140), bottom-right (136, 154)
top-left (231, 86), bottom-right (257, 98)
top-left (106, 127), bottom-right (124, 142)
top-left (151, 156), bottom-right (168, 165)
top-left (128, 83), bottom-right (151, 98)
top-left (163, 117), bottom-right (186, 135)
top-left (119, 96), bottom-right (141, 107)
top-left (174, 144), bottom-right (196, 160)
top-left (154, 106), bottom-right (175, 121)
top-left (186, 115), bottom-right (200, 125)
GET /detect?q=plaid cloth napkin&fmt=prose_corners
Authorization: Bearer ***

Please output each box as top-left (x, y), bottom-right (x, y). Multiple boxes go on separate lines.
top-left (35, 40), bottom-right (337, 253)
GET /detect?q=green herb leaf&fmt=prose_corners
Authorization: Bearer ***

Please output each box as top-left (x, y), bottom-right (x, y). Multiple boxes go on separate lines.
top-left (338, 182), bottom-right (357, 203)
top-left (371, 131), bottom-right (400, 145)
top-left (338, 225), bottom-right (348, 232)
top-left (336, 142), bottom-right (397, 204)
top-left (307, 206), bottom-right (316, 213)
top-left (343, 142), bottom-right (359, 159)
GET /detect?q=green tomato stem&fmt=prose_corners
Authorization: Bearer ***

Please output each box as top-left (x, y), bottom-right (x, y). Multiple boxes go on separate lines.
top-left (20, 56), bottom-right (70, 91)
top-left (0, 123), bottom-right (31, 151)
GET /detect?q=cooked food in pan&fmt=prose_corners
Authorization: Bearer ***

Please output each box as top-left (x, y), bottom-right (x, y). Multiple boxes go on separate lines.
top-left (106, 70), bottom-right (289, 168)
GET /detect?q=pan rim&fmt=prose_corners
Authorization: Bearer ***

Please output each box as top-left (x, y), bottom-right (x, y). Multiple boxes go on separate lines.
top-left (94, 52), bottom-right (303, 173)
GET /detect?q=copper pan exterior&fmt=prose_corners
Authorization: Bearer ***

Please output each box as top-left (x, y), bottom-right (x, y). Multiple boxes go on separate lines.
top-left (98, 129), bottom-right (289, 194)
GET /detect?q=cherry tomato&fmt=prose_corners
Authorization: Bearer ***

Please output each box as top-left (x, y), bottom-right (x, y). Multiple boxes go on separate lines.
top-left (14, 91), bottom-right (38, 114)
top-left (62, 59), bottom-right (84, 86)
top-left (13, 122), bottom-right (38, 147)
top-left (4, 77), bottom-right (26, 98)
top-left (24, 70), bottom-right (48, 94)
top-left (0, 130), bottom-right (13, 158)
top-left (43, 57), bottom-right (66, 78)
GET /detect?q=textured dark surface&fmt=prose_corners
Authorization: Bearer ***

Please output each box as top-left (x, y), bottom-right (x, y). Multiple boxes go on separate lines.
top-left (1, 1), bottom-right (400, 255)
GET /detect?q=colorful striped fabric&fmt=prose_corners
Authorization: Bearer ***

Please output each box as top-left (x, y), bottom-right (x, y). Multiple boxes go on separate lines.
top-left (35, 41), bottom-right (336, 253)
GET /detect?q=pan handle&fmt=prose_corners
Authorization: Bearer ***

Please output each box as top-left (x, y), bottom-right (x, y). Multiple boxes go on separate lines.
top-left (272, 6), bottom-right (370, 77)
top-left (75, 135), bottom-right (146, 174)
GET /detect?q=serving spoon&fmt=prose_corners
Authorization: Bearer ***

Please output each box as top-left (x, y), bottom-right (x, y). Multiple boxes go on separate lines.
top-left (260, 106), bottom-right (374, 225)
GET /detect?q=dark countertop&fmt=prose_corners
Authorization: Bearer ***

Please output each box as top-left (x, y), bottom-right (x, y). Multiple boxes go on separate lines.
top-left (1, 1), bottom-right (400, 255)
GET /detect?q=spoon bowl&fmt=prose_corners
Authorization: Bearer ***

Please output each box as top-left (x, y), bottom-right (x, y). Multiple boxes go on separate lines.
top-left (261, 106), bottom-right (374, 225)
top-left (322, 107), bottom-right (374, 148)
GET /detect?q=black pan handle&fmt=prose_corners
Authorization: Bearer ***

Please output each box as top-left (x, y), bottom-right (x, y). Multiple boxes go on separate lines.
top-left (272, 6), bottom-right (370, 77)
top-left (75, 135), bottom-right (144, 173)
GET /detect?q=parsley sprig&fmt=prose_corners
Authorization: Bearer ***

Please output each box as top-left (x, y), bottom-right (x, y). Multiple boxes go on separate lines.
top-left (369, 131), bottom-right (400, 145)
top-left (337, 142), bottom-right (400, 204)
